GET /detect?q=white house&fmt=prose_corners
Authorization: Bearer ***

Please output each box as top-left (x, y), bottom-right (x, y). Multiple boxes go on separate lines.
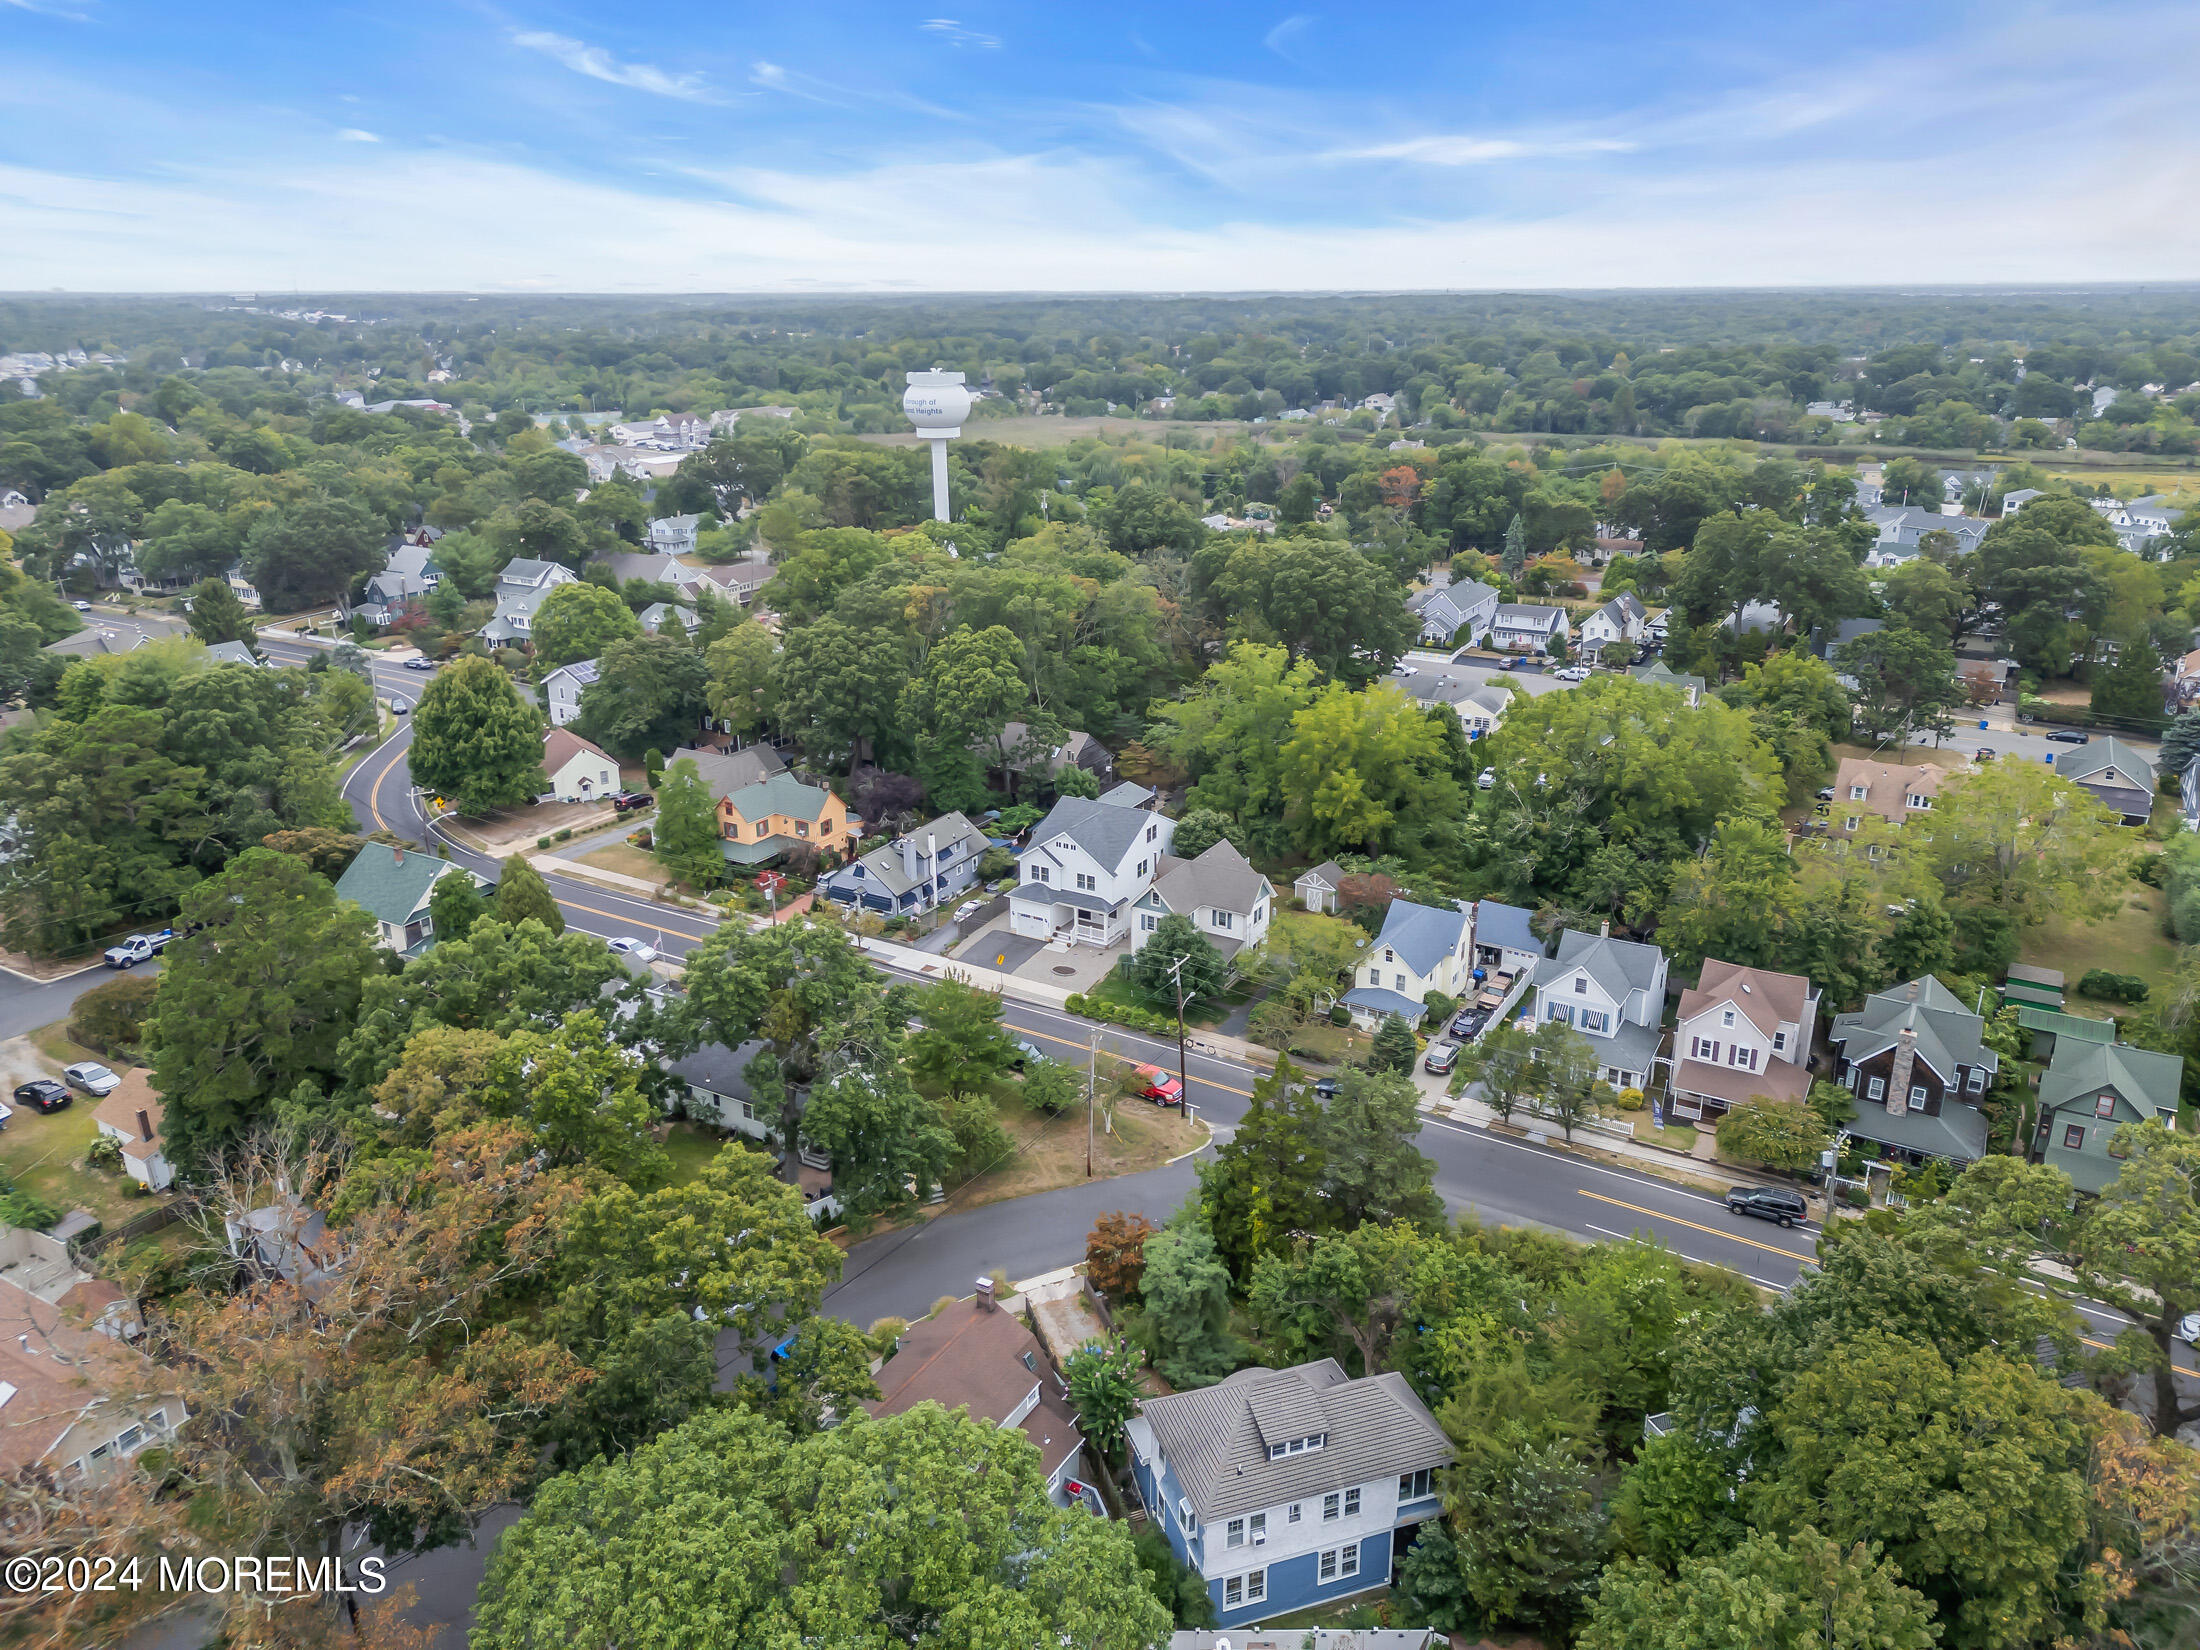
top-left (541, 728), bottom-right (620, 803)
top-left (540, 657), bottom-right (597, 727)
top-left (1575, 592), bottom-right (1647, 660)
top-left (1131, 840), bottom-right (1275, 959)
top-left (480, 558), bottom-right (577, 646)
top-left (644, 513), bottom-right (703, 554)
top-left (665, 1038), bottom-right (841, 1221)
top-left (92, 1069), bottom-right (174, 1193)
top-left (1529, 924), bottom-right (1669, 1090)
top-left (1665, 959), bottom-right (1820, 1120)
top-left (1009, 787), bottom-right (1175, 948)
top-left (332, 844), bottom-right (486, 957)
top-left (224, 563), bottom-right (263, 611)
top-left (1861, 506), bottom-right (1992, 568)
top-left (1342, 899), bottom-right (1473, 1029)
top-left (1405, 672), bottom-right (1515, 738)
top-left (637, 602), bottom-right (700, 637)
top-left (1129, 1359), bottom-right (1452, 1629)
top-left (1405, 578), bottom-right (1498, 647)
top-left (1488, 603), bottom-right (1570, 653)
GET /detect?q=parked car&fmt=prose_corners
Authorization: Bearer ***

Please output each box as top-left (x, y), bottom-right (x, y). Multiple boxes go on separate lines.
top-left (1010, 1038), bottom-right (1047, 1071)
top-left (1312, 1076), bottom-right (1340, 1099)
top-left (72, 599), bottom-right (92, 613)
top-left (1975, 747), bottom-right (1997, 762)
top-left (1476, 768), bottom-right (1495, 791)
top-left (1726, 1184), bottom-right (1809, 1228)
top-left (2045, 730), bottom-right (2090, 745)
top-left (1391, 663), bottom-right (1418, 678)
top-left (1814, 786), bottom-right (1835, 801)
top-left (403, 657), bottom-right (436, 671)
top-left (2180, 1310), bottom-right (2200, 1348)
top-left (1498, 656), bottom-right (1520, 671)
top-left (952, 899), bottom-right (983, 921)
top-left (12, 1079), bottom-right (70, 1114)
top-left (1423, 1042), bottom-right (1460, 1075)
top-left (606, 937), bottom-right (658, 962)
top-left (609, 791), bottom-right (652, 812)
top-left (1553, 665), bottom-right (1590, 682)
top-left (1130, 1063), bottom-right (1183, 1106)
top-left (1450, 1009), bottom-right (1478, 1037)
top-left (389, 698), bottom-right (409, 714)
top-left (62, 1062), bottom-right (120, 1098)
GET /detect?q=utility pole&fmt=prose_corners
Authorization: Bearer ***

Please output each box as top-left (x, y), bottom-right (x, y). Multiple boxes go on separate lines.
top-left (1086, 1030), bottom-right (1097, 1179)
top-left (1164, 951), bottom-right (1194, 1129)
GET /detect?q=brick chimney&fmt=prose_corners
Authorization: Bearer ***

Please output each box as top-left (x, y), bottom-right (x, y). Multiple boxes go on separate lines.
top-left (392, 846), bottom-right (404, 866)
top-left (974, 1276), bottom-right (995, 1312)
top-left (135, 1109), bottom-right (153, 1143)
top-left (1886, 1027), bottom-right (1917, 1116)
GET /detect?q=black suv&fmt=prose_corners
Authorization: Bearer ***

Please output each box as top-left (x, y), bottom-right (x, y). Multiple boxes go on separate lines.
top-left (1726, 1185), bottom-right (1809, 1228)
top-left (11, 1079), bottom-right (69, 1114)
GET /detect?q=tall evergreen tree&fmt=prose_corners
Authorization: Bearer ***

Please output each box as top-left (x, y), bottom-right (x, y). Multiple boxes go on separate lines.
top-left (1501, 511), bottom-right (1527, 576)
top-left (1371, 1011), bottom-right (1419, 1074)
top-left (184, 576), bottom-right (256, 648)
top-left (494, 852), bottom-right (564, 934)
top-left (1198, 1055), bottom-right (1328, 1279)
top-left (652, 757), bottom-right (724, 889)
top-left (1140, 1202), bottom-right (1240, 1388)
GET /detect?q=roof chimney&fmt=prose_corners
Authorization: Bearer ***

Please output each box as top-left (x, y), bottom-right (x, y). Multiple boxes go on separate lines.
top-left (135, 1110), bottom-right (153, 1144)
top-left (901, 836), bottom-right (919, 881)
top-left (1887, 1027), bottom-right (1918, 1117)
top-left (392, 847), bottom-right (404, 866)
top-left (1905, 979), bottom-right (1920, 1001)
top-left (1599, 919), bottom-right (1610, 938)
top-left (974, 1276), bottom-right (995, 1312)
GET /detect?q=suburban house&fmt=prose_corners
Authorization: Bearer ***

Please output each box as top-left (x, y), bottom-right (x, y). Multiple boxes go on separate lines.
top-left (611, 414), bottom-right (712, 452)
top-left (643, 512), bottom-right (703, 554)
top-left (1530, 925), bottom-right (1669, 1091)
top-left (665, 1039), bottom-right (839, 1221)
top-left (480, 557), bottom-right (578, 647)
top-left (1665, 960), bottom-right (1820, 1121)
top-left (223, 563), bottom-right (263, 610)
top-left (1131, 840), bottom-right (1275, 959)
top-left (2054, 738), bottom-right (2158, 826)
top-left (1575, 592), bottom-right (1648, 660)
top-left (673, 742), bottom-right (787, 805)
top-left (2000, 488), bottom-right (2046, 516)
top-left (541, 728), bottom-right (620, 803)
top-left (0, 1231), bottom-right (182, 1480)
top-left (977, 723), bottom-right (1115, 791)
top-left (2174, 646), bottom-right (2200, 707)
top-left (1405, 672), bottom-right (1514, 738)
top-left (865, 1281), bottom-right (1088, 1507)
top-left (1627, 660), bottom-right (1705, 705)
top-left (1488, 603), bottom-right (1570, 654)
top-left (540, 657), bottom-right (598, 727)
top-left (1294, 861), bottom-right (1348, 915)
top-left (1828, 976), bottom-right (2000, 1167)
top-left (1830, 756), bottom-right (1952, 838)
top-left (717, 772), bottom-right (852, 867)
top-left (1128, 1359), bottom-right (1452, 1627)
top-left (383, 536), bottom-right (441, 585)
top-left (1010, 788), bottom-right (1175, 948)
top-left (354, 568), bottom-right (433, 627)
top-left (333, 844), bottom-right (487, 956)
top-left (1342, 900), bottom-right (1473, 1030)
top-left (91, 1069), bottom-right (174, 1193)
top-left (2033, 1038), bottom-right (2182, 1194)
top-left (637, 601), bottom-right (700, 637)
top-left (1861, 505), bottom-right (1993, 566)
top-left (1469, 900), bottom-right (1549, 981)
top-left (821, 811), bottom-right (989, 917)
top-left (1405, 577), bottom-right (1498, 646)
top-left (202, 640), bottom-right (263, 670)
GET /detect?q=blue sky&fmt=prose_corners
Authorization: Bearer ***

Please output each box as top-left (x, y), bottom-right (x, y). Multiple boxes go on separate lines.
top-left (3, 1), bottom-right (2197, 290)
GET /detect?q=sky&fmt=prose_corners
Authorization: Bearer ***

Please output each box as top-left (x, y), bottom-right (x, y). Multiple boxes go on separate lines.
top-left (2, 1), bottom-right (2198, 292)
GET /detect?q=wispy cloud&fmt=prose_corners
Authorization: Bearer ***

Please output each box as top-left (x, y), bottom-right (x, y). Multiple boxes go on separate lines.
top-left (3, 0), bottom-right (92, 18)
top-left (511, 31), bottom-right (717, 102)
top-left (919, 19), bottom-right (1002, 49)
top-left (1337, 134), bottom-right (1637, 165)
top-left (1263, 14), bottom-right (1314, 58)
top-left (335, 128), bottom-right (381, 143)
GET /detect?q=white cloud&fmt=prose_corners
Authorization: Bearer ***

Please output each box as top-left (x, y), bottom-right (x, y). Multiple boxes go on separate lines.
top-left (1337, 135), bottom-right (1635, 165)
top-left (335, 128), bottom-right (381, 143)
top-left (511, 31), bottom-right (717, 102)
top-left (919, 19), bottom-right (1002, 49)
top-left (1262, 14), bottom-right (1313, 58)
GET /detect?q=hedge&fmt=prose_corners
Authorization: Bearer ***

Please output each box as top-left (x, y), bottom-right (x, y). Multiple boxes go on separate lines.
top-left (1061, 993), bottom-right (1177, 1038)
top-left (2076, 969), bottom-right (2150, 1004)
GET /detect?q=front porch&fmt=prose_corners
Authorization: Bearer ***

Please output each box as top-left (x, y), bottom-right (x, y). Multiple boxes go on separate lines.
top-left (1008, 888), bottom-right (1128, 949)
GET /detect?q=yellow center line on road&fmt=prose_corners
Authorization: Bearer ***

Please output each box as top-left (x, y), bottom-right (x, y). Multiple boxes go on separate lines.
top-left (1016, 1025), bottom-right (1256, 1098)
top-left (1578, 1189), bottom-right (1813, 1262)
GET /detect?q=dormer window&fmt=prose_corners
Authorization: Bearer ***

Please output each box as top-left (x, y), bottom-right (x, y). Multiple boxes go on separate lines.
top-left (1266, 1432), bottom-right (1326, 1460)
top-left (1850, 784), bottom-right (1867, 800)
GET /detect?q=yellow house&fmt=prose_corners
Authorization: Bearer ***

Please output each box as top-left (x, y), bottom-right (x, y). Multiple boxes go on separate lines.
top-left (719, 772), bottom-right (851, 865)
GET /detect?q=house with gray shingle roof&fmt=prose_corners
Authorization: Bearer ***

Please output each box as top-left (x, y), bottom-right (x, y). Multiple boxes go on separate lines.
top-left (1406, 577), bottom-right (1497, 646)
top-left (540, 657), bottom-right (598, 727)
top-left (2054, 737), bottom-right (2158, 826)
top-left (2034, 1038), bottom-right (2182, 1195)
top-left (1131, 840), bottom-right (1275, 960)
top-left (1009, 790), bottom-right (1175, 948)
top-left (1294, 860), bottom-right (1348, 915)
top-left (1128, 1358), bottom-right (1452, 1628)
top-left (1343, 899), bottom-right (1473, 1029)
top-left (1488, 603), bottom-right (1570, 653)
top-left (202, 640), bottom-right (264, 669)
top-left (1829, 976), bottom-right (1999, 1166)
top-left (1625, 659), bottom-right (1704, 704)
top-left (1530, 924), bottom-right (1669, 1090)
top-left (333, 843), bottom-right (485, 957)
top-left (637, 601), bottom-right (700, 637)
top-left (1576, 591), bottom-right (1648, 660)
top-left (1469, 899), bottom-right (1548, 979)
top-left (820, 811), bottom-right (988, 917)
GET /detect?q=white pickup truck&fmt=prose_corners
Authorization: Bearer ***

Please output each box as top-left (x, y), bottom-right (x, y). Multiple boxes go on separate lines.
top-left (102, 929), bottom-right (176, 969)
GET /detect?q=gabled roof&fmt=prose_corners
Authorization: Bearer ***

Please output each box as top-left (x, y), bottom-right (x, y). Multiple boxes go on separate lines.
top-left (2055, 736), bottom-right (2157, 792)
top-left (1366, 899), bottom-right (1469, 978)
top-left (1589, 592), bottom-right (1647, 628)
top-left (1682, 959), bottom-right (1814, 1037)
top-left (637, 602), bottom-right (699, 632)
top-left (1138, 1359), bottom-right (1451, 1523)
top-left (672, 744), bottom-right (785, 801)
top-left (542, 657), bottom-right (600, 691)
top-left (1629, 660), bottom-right (1705, 695)
top-left (1099, 781), bottom-right (1154, 809)
top-left (542, 727), bottom-right (615, 774)
top-left (668, 1038), bottom-right (765, 1100)
top-left (724, 771), bottom-right (834, 822)
top-left (1295, 860), bottom-right (1347, 892)
top-left (1537, 927), bottom-right (1665, 1003)
top-left (91, 1069), bottom-right (164, 1161)
top-left (334, 845), bottom-right (458, 927)
top-left (834, 812), bottom-right (988, 896)
top-left (1492, 603), bottom-right (1565, 630)
top-left (202, 640), bottom-right (261, 669)
top-left (1829, 975), bottom-right (1997, 1082)
top-left (1027, 792), bottom-right (1156, 874)
top-left (867, 1298), bottom-right (1082, 1480)
top-left (1147, 840), bottom-right (1274, 920)
top-left (1472, 899), bottom-right (1545, 959)
top-left (597, 551), bottom-right (696, 588)
top-left (2038, 1039), bottom-right (2183, 1118)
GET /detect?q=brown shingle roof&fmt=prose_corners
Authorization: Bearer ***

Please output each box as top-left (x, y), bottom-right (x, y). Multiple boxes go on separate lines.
top-left (1682, 959), bottom-right (1812, 1038)
top-left (1830, 757), bottom-right (1954, 829)
top-left (541, 727), bottom-right (615, 775)
top-left (865, 1298), bottom-right (1082, 1477)
top-left (90, 1070), bottom-right (163, 1162)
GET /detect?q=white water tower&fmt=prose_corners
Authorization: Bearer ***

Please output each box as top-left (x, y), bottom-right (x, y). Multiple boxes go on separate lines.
top-left (903, 368), bottom-right (972, 522)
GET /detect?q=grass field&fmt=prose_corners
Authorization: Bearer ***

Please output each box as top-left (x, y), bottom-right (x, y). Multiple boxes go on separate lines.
top-left (662, 1123), bottom-right (726, 1186)
top-left (3, 1026), bottom-right (149, 1228)
top-left (576, 843), bottom-right (668, 884)
top-left (948, 1078), bottom-right (1205, 1209)
top-left (2018, 887), bottom-right (2178, 1011)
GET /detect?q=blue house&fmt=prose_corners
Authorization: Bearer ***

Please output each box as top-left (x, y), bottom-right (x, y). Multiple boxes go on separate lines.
top-left (820, 811), bottom-right (989, 918)
top-left (1127, 1360), bottom-right (1452, 1628)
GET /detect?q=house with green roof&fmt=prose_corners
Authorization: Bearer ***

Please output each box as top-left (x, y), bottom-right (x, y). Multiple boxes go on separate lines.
top-left (717, 770), bottom-right (851, 866)
top-left (2034, 1039), bottom-right (2183, 1194)
top-left (333, 844), bottom-right (485, 957)
top-left (1627, 659), bottom-right (1704, 706)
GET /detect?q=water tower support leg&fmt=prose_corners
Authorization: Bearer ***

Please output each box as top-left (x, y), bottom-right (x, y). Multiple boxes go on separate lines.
top-left (928, 438), bottom-right (952, 522)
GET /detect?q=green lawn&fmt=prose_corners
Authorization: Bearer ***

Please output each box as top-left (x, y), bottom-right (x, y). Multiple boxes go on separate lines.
top-left (2019, 887), bottom-right (2178, 1011)
top-left (662, 1123), bottom-right (724, 1186)
top-left (1082, 969), bottom-right (1229, 1030)
top-left (1, 1094), bottom-right (147, 1228)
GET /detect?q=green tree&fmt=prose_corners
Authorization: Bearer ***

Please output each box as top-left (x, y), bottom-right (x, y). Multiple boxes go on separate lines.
top-left (652, 757), bottom-right (723, 889)
top-left (410, 655), bottom-right (546, 814)
top-left (488, 498), bottom-right (590, 572)
top-left (184, 576), bottom-right (256, 648)
top-left (574, 633), bottom-right (711, 762)
top-left (903, 623), bottom-right (1028, 810)
top-left (489, 1009), bottom-right (667, 1184)
top-left (493, 852), bottom-right (564, 934)
top-left (1716, 1098), bottom-right (1832, 1175)
top-left (1276, 680), bottom-right (1460, 856)
top-left (1454, 1439), bottom-right (1609, 1635)
top-left (1197, 1056), bottom-right (1328, 1279)
top-left (1019, 1058), bottom-right (1082, 1117)
top-left (1126, 913), bottom-right (1227, 1011)
top-left (1839, 625), bottom-right (1964, 744)
top-left (150, 847), bottom-right (379, 1162)
top-left (244, 494), bottom-right (386, 610)
top-left (426, 868), bottom-right (488, 943)
top-left (1370, 1011), bottom-right (1418, 1075)
top-left (1501, 510), bottom-right (1527, 575)
top-left (472, 1405), bottom-right (1171, 1649)
top-left (1459, 1018), bottom-right (1536, 1122)
top-left (1140, 1202), bottom-right (1240, 1388)
top-left (1582, 1529), bottom-right (1939, 1650)
top-left (1317, 1067), bottom-right (1443, 1230)
top-left (1529, 1017), bottom-right (1603, 1141)
top-left (1924, 760), bottom-right (2127, 928)
top-left (1881, 559), bottom-right (1968, 644)
top-left (904, 978), bottom-right (1017, 1103)
top-left (800, 1053), bottom-right (958, 1221)
top-left (67, 972), bottom-right (160, 1057)
top-left (1973, 523), bottom-right (2105, 675)
top-left (2091, 637), bottom-right (2167, 726)
top-left (136, 500), bottom-right (237, 586)
top-left (531, 579), bottom-right (640, 672)
top-left (703, 620), bottom-right (779, 741)
top-left (1657, 818), bottom-right (1803, 968)
top-left (1061, 1336), bottom-right (1144, 1460)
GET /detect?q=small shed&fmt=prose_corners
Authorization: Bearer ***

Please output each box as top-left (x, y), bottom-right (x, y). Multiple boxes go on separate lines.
top-left (2002, 965), bottom-right (2066, 1011)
